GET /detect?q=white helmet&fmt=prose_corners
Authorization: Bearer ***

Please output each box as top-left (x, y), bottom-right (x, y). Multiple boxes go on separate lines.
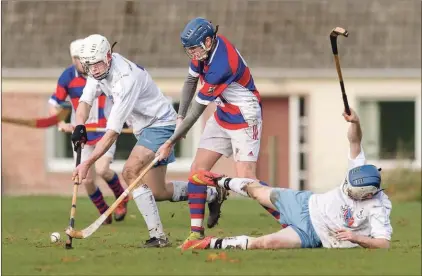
top-left (79, 34), bottom-right (112, 80)
top-left (69, 39), bottom-right (84, 57)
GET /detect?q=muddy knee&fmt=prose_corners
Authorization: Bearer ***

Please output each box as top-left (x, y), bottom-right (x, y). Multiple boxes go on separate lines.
top-left (122, 166), bottom-right (139, 183)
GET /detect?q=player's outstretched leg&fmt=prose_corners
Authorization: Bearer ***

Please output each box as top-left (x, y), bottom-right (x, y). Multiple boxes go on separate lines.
top-left (183, 227), bottom-right (302, 251)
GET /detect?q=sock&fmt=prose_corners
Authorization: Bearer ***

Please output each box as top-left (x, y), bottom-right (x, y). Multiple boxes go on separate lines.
top-left (106, 173), bottom-right (124, 198)
top-left (217, 178), bottom-right (281, 221)
top-left (171, 181), bottom-right (217, 203)
top-left (217, 177), bottom-right (252, 197)
top-left (210, 236), bottom-right (250, 250)
top-left (89, 187), bottom-right (109, 214)
top-left (258, 181), bottom-right (281, 221)
top-left (132, 184), bottom-right (165, 239)
top-left (188, 181), bottom-right (206, 233)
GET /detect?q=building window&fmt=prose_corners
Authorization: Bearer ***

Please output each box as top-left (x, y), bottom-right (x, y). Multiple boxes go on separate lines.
top-left (47, 99), bottom-right (200, 172)
top-left (359, 99), bottom-right (416, 160)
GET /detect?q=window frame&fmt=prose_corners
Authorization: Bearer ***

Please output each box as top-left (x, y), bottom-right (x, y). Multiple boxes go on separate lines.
top-left (357, 95), bottom-right (421, 170)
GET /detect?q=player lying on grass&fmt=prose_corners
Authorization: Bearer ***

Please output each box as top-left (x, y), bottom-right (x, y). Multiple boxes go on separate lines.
top-left (184, 107), bottom-right (393, 250)
top-left (71, 34), bottom-right (224, 248)
top-left (48, 39), bottom-right (127, 224)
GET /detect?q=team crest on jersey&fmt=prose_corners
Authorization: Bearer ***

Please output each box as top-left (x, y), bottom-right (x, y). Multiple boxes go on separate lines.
top-left (341, 205), bottom-right (355, 227)
top-left (207, 86), bottom-right (216, 95)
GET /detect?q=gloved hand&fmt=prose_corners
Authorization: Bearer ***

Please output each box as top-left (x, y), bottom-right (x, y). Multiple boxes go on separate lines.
top-left (71, 125), bottom-right (88, 151)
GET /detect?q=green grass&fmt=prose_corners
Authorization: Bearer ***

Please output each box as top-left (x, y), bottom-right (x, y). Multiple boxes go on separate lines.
top-left (2, 196), bottom-right (421, 275)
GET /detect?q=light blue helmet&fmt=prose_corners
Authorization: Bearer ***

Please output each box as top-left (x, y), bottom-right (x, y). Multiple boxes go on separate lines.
top-left (180, 17), bottom-right (218, 60)
top-left (343, 165), bottom-right (382, 200)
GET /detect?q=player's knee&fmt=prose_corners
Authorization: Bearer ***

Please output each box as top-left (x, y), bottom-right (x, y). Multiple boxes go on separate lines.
top-left (190, 162), bottom-right (206, 173)
top-left (149, 187), bottom-right (167, 201)
top-left (236, 164), bottom-right (257, 179)
top-left (95, 165), bottom-right (109, 179)
top-left (82, 177), bottom-right (95, 188)
top-left (122, 166), bottom-right (138, 183)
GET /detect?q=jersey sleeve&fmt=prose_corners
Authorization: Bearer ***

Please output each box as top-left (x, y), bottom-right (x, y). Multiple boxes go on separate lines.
top-left (189, 60), bottom-right (200, 77)
top-left (348, 144), bottom-right (366, 169)
top-left (106, 77), bottom-right (139, 134)
top-left (369, 194), bottom-right (393, 240)
top-left (195, 67), bottom-right (231, 105)
top-left (49, 71), bottom-right (69, 106)
top-left (79, 77), bottom-right (100, 106)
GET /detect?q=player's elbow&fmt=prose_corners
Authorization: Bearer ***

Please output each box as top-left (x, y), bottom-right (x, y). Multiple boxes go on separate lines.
top-left (373, 238), bottom-right (390, 249)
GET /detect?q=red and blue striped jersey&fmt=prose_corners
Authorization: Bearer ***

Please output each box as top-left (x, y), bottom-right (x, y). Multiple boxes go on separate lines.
top-left (49, 65), bottom-right (108, 145)
top-left (191, 35), bottom-right (262, 130)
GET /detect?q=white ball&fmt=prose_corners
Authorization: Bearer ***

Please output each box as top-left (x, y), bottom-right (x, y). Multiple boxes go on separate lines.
top-left (50, 232), bottom-right (61, 243)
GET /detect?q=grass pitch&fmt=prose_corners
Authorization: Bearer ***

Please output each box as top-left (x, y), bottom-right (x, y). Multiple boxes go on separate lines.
top-left (2, 196), bottom-right (421, 275)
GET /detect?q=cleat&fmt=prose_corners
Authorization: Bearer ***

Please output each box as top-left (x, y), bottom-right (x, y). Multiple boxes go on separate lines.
top-left (103, 214), bottom-right (112, 225)
top-left (207, 186), bottom-right (228, 228)
top-left (189, 170), bottom-right (224, 187)
top-left (181, 236), bottom-right (213, 251)
top-left (178, 231), bottom-right (205, 250)
top-left (140, 237), bottom-right (171, 248)
top-left (114, 196), bottom-right (129, 222)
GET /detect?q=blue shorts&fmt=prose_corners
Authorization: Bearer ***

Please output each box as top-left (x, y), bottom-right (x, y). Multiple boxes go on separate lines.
top-left (270, 188), bottom-right (322, 248)
top-left (136, 125), bottom-right (176, 167)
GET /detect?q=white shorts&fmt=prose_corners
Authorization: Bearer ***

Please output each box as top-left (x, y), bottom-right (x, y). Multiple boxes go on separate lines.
top-left (72, 142), bottom-right (116, 163)
top-left (198, 115), bottom-right (261, 162)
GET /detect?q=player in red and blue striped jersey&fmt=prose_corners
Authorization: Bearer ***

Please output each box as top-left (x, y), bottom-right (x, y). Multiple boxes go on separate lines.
top-left (157, 18), bottom-right (280, 247)
top-left (48, 39), bottom-right (127, 224)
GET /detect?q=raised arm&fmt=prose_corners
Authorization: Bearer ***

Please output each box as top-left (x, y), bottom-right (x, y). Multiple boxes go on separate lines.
top-left (343, 108), bottom-right (363, 159)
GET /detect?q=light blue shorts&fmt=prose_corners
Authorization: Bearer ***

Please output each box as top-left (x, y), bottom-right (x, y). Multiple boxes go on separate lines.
top-left (135, 125), bottom-right (176, 167)
top-left (270, 188), bottom-right (322, 248)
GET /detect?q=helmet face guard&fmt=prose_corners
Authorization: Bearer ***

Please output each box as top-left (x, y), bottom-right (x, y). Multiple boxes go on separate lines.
top-left (83, 58), bottom-right (110, 80)
top-left (342, 165), bottom-right (382, 201)
top-left (184, 40), bottom-right (214, 61)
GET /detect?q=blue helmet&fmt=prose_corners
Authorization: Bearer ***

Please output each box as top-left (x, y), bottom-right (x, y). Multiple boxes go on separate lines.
top-left (180, 17), bottom-right (217, 48)
top-left (343, 164), bottom-right (382, 200)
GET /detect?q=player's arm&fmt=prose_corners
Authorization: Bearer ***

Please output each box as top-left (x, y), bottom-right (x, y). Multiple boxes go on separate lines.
top-left (166, 69), bottom-right (228, 144)
top-left (351, 235), bottom-right (390, 249)
top-left (84, 78), bottom-right (138, 166)
top-left (168, 100), bottom-right (207, 144)
top-left (48, 72), bottom-right (73, 131)
top-left (343, 107), bottom-right (363, 159)
top-left (177, 72), bottom-right (199, 119)
top-left (336, 196), bottom-right (392, 249)
top-left (75, 77), bottom-right (99, 125)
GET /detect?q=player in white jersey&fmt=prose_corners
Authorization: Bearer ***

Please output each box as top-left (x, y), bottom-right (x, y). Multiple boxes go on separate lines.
top-left (71, 34), bottom-right (222, 248)
top-left (48, 39), bottom-right (127, 224)
top-left (181, 107), bottom-right (393, 250)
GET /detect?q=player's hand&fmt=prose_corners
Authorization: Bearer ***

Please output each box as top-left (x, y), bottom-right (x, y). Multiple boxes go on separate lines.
top-left (176, 116), bottom-right (186, 139)
top-left (335, 229), bottom-right (357, 242)
top-left (156, 141), bottom-right (173, 161)
top-left (58, 122), bottom-right (75, 133)
top-left (342, 108), bottom-right (359, 124)
top-left (71, 125), bottom-right (88, 150)
top-left (72, 161), bottom-right (90, 185)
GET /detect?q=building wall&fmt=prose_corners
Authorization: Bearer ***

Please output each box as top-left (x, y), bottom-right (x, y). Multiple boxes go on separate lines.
top-left (1, 78), bottom-right (291, 195)
top-left (2, 76), bottom-right (420, 195)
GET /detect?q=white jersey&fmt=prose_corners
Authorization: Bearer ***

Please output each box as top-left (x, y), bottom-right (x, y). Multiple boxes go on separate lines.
top-left (80, 53), bottom-right (176, 135)
top-left (308, 146), bottom-right (393, 248)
